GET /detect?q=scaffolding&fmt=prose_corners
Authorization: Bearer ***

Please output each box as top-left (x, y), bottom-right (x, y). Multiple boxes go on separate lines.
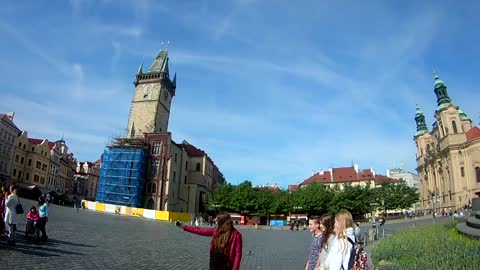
top-left (96, 138), bottom-right (148, 207)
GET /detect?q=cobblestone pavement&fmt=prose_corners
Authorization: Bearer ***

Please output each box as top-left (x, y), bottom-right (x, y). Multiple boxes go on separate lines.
top-left (1, 199), bottom-right (313, 270)
top-left (1, 198), bottom-right (453, 270)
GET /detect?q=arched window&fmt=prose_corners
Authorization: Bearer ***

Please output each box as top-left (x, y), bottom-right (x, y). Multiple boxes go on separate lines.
top-left (196, 162), bottom-right (201, 171)
top-left (476, 167), bottom-right (480, 183)
top-left (152, 183), bottom-right (157, 194)
top-left (146, 198), bottom-right (154, 209)
top-left (452, 120), bottom-right (458, 134)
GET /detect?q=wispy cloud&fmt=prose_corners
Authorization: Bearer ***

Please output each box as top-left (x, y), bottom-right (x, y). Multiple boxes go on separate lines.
top-left (1, 1), bottom-right (477, 187)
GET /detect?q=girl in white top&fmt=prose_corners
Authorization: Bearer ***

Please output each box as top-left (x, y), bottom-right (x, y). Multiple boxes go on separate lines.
top-left (320, 210), bottom-right (356, 270)
top-left (316, 214), bottom-right (336, 270)
top-left (4, 185), bottom-right (19, 246)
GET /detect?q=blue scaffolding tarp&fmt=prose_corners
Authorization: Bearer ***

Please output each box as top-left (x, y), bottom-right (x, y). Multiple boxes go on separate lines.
top-left (96, 148), bottom-right (147, 207)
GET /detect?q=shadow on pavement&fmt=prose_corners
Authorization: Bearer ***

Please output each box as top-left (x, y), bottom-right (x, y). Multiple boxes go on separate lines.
top-left (48, 238), bottom-right (96, 248)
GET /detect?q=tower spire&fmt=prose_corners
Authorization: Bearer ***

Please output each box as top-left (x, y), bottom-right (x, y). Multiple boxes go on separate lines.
top-left (415, 104), bottom-right (429, 137)
top-left (137, 61), bottom-right (143, 75)
top-left (172, 73), bottom-right (176, 89)
top-left (433, 70), bottom-right (452, 110)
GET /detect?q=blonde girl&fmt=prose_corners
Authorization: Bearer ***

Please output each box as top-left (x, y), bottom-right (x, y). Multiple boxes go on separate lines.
top-left (320, 210), bottom-right (356, 270)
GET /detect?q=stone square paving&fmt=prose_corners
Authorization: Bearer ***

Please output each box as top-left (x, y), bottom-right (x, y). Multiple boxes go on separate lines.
top-left (1, 199), bottom-right (313, 270)
top-left (1, 198), bottom-right (452, 269)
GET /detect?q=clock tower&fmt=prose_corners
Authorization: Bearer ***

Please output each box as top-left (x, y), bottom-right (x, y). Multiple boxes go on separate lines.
top-left (126, 49), bottom-right (177, 137)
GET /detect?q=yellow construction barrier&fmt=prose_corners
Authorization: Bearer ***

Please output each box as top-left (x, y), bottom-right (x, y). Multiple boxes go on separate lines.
top-left (84, 200), bottom-right (190, 222)
top-left (156, 211), bottom-right (169, 221)
top-left (95, 203), bottom-right (106, 212)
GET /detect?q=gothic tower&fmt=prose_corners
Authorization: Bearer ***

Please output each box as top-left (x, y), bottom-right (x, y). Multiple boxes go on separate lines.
top-left (126, 50), bottom-right (177, 138)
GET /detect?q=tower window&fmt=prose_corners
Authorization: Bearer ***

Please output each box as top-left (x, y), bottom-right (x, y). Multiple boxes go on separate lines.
top-left (152, 142), bottom-right (162, 155)
top-left (476, 167), bottom-right (480, 183)
top-left (150, 160), bottom-right (159, 178)
top-left (460, 167), bottom-right (465, 177)
top-left (196, 162), bottom-right (201, 171)
top-left (452, 120), bottom-right (458, 134)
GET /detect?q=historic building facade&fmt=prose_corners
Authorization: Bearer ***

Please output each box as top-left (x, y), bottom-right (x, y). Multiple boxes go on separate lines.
top-left (414, 72), bottom-right (480, 212)
top-left (73, 161), bottom-right (100, 200)
top-left (289, 164), bottom-right (398, 192)
top-left (386, 168), bottom-right (419, 188)
top-left (98, 49), bottom-right (224, 215)
top-left (0, 113), bottom-right (21, 185)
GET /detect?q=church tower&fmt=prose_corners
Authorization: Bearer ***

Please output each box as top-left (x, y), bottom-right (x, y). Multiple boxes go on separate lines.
top-left (126, 49), bottom-right (177, 138)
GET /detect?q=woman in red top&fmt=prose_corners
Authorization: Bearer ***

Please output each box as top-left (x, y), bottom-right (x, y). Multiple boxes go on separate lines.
top-left (177, 212), bottom-right (243, 270)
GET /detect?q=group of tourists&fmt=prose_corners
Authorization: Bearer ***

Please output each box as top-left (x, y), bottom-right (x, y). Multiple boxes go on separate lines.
top-left (175, 209), bottom-right (368, 270)
top-left (305, 210), bottom-right (367, 270)
top-left (0, 183), bottom-right (49, 247)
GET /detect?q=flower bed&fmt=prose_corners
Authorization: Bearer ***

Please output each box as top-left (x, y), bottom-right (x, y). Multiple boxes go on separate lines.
top-left (372, 221), bottom-right (480, 269)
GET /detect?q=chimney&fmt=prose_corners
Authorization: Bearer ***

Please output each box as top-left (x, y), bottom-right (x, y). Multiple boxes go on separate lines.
top-left (6, 112), bottom-right (14, 120)
top-left (354, 164), bottom-right (359, 173)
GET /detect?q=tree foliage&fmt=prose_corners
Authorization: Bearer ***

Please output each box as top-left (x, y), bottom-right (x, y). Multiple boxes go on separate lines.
top-left (209, 180), bottom-right (419, 217)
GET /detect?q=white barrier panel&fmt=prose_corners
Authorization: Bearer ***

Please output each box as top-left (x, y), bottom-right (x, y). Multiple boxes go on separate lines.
top-left (120, 206), bottom-right (127, 215)
top-left (105, 204), bottom-right (116, 214)
top-left (87, 201), bottom-right (96, 210)
top-left (143, 209), bottom-right (156, 219)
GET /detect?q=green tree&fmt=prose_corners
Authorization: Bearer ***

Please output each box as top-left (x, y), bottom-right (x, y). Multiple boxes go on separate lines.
top-left (209, 183), bottom-right (235, 212)
top-left (328, 183), bottom-right (375, 218)
top-left (293, 182), bottom-right (334, 215)
top-left (231, 181), bottom-right (256, 214)
top-left (374, 181), bottom-right (419, 212)
top-left (254, 187), bottom-right (274, 218)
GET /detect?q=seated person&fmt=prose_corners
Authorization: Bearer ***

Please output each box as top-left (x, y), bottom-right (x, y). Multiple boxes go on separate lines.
top-left (26, 206), bottom-right (40, 237)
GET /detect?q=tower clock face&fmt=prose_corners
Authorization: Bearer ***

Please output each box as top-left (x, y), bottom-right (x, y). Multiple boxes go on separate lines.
top-left (143, 84), bottom-right (152, 97)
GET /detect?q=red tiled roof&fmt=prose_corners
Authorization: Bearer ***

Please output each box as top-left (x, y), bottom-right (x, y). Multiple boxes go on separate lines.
top-left (181, 143), bottom-right (205, 157)
top-left (332, 167), bottom-right (358, 181)
top-left (466, 126), bottom-right (480, 141)
top-left (28, 138), bottom-right (45, 145)
top-left (358, 169), bottom-right (375, 180)
top-left (374, 175), bottom-right (400, 185)
top-left (48, 142), bottom-right (55, 150)
top-left (300, 171), bottom-right (332, 185)
top-left (288, 185), bottom-right (299, 192)
top-left (0, 113), bottom-right (20, 131)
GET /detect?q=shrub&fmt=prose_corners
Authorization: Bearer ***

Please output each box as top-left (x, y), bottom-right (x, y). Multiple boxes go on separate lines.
top-left (372, 222), bottom-right (480, 269)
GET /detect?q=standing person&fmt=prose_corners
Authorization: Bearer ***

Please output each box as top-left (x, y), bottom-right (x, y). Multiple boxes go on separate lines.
top-left (0, 187), bottom-right (5, 238)
top-left (321, 210), bottom-right (356, 270)
top-left (177, 212), bottom-right (243, 270)
top-left (38, 196), bottom-right (49, 241)
top-left (317, 214), bottom-right (336, 270)
top-left (73, 197), bottom-right (79, 213)
top-left (304, 216), bottom-right (322, 270)
top-left (4, 185), bottom-right (20, 247)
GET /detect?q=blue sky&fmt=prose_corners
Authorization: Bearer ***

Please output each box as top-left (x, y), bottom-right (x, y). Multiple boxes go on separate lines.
top-left (1, 0), bottom-right (479, 188)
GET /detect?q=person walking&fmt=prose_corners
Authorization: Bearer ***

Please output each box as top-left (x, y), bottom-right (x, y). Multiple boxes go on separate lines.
top-left (320, 210), bottom-right (356, 270)
top-left (4, 185), bottom-right (20, 247)
top-left (177, 212), bottom-right (243, 270)
top-left (38, 196), bottom-right (49, 241)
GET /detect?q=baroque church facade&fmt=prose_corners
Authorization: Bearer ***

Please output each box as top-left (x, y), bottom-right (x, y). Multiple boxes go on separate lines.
top-left (414, 72), bottom-right (480, 212)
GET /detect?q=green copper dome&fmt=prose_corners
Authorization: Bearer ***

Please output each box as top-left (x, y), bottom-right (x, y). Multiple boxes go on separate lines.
top-left (434, 74), bottom-right (445, 88)
top-left (459, 110), bottom-right (471, 121)
top-left (415, 104), bottom-right (424, 116)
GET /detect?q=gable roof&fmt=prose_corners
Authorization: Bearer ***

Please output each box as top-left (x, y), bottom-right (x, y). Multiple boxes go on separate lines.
top-left (300, 171), bottom-right (332, 185)
top-left (28, 138), bottom-right (45, 145)
top-left (0, 113), bottom-right (20, 131)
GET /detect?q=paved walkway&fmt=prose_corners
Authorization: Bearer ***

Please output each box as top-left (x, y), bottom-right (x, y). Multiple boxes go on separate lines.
top-left (1, 198), bottom-right (453, 269)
